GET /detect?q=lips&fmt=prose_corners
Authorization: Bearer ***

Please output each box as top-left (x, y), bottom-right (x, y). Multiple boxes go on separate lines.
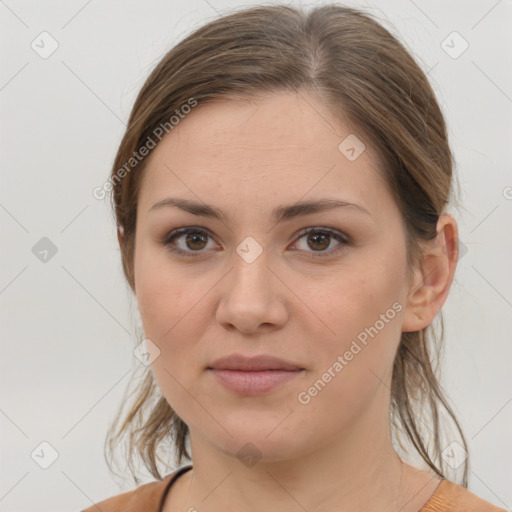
top-left (206, 354), bottom-right (305, 395)
top-left (207, 353), bottom-right (304, 371)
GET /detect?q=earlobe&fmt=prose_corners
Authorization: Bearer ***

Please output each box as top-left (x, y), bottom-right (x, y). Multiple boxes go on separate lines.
top-left (401, 214), bottom-right (459, 333)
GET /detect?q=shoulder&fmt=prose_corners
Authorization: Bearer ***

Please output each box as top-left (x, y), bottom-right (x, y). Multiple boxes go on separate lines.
top-left (422, 479), bottom-right (508, 512)
top-left (80, 470), bottom-right (178, 512)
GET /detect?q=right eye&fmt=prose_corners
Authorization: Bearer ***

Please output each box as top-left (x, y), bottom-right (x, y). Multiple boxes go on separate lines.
top-left (162, 227), bottom-right (219, 257)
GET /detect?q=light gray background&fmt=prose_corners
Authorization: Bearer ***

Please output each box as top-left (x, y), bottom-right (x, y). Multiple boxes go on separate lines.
top-left (1, 1), bottom-right (511, 511)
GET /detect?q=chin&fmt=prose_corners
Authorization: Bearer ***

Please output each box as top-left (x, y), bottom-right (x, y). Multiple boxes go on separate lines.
top-left (194, 417), bottom-right (310, 463)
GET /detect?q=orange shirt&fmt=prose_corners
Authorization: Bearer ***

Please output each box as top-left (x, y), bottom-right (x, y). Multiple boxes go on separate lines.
top-left (80, 465), bottom-right (508, 512)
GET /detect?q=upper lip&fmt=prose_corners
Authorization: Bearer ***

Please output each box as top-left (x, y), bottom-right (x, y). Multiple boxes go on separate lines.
top-left (208, 354), bottom-right (303, 371)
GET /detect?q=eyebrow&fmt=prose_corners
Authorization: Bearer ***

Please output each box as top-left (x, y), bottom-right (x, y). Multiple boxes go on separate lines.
top-left (148, 197), bottom-right (371, 223)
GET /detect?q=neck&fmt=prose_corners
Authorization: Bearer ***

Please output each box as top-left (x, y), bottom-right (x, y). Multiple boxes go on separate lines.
top-left (171, 401), bottom-right (419, 512)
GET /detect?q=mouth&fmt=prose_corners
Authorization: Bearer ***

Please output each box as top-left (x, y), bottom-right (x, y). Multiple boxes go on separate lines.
top-left (206, 353), bottom-right (305, 395)
top-left (207, 368), bottom-right (305, 395)
top-left (208, 353), bottom-right (304, 372)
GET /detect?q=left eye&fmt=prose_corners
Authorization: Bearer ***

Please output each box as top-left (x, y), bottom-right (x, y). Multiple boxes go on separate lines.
top-left (292, 227), bottom-right (349, 257)
top-left (162, 227), bottom-right (350, 258)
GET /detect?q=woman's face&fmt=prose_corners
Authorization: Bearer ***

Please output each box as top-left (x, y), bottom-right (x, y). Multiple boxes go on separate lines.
top-left (133, 91), bottom-right (415, 462)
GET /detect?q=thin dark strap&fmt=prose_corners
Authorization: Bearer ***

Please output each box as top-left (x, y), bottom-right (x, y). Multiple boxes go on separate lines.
top-left (158, 465), bottom-right (193, 512)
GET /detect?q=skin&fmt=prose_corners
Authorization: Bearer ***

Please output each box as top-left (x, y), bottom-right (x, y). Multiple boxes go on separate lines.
top-left (124, 90), bottom-right (459, 512)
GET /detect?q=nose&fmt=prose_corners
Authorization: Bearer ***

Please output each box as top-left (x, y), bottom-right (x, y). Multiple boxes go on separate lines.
top-left (215, 247), bottom-right (289, 335)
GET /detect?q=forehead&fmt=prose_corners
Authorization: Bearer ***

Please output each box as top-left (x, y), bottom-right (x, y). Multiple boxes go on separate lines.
top-left (137, 91), bottom-right (390, 216)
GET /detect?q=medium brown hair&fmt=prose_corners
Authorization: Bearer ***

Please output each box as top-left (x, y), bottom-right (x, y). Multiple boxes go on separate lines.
top-left (104, 3), bottom-right (469, 486)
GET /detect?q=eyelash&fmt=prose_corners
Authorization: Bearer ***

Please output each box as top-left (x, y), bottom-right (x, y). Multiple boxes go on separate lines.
top-left (161, 226), bottom-right (350, 259)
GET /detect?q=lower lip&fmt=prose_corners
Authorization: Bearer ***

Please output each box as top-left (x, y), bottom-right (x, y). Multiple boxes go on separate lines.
top-left (207, 369), bottom-right (303, 395)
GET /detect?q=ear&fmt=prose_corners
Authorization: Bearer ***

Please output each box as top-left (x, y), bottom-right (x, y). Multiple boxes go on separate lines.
top-left (402, 213), bottom-right (459, 333)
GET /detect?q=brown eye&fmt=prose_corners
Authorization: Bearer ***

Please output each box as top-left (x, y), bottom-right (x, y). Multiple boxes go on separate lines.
top-left (183, 231), bottom-right (208, 251)
top-left (306, 232), bottom-right (331, 251)
top-left (163, 228), bottom-right (217, 257)
top-left (162, 226), bottom-right (350, 259)
top-left (292, 227), bottom-right (350, 259)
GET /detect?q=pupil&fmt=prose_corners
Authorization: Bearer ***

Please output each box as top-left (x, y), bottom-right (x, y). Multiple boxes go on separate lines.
top-left (309, 233), bottom-right (329, 251)
top-left (187, 232), bottom-right (207, 250)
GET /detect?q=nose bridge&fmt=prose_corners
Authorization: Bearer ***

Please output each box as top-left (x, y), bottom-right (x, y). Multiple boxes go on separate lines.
top-left (216, 235), bottom-right (287, 333)
top-left (230, 235), bottom-right (272, 298)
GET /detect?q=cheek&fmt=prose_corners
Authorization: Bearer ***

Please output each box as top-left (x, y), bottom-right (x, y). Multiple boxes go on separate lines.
top-left (134, 249), bottom-right (202, 400)
top-left (308, 266), bottom-right (403, 346)
top-left (135, 243), bottom-right (199, 335)
top-left (304, 254), bottom-right (406, 394)
top-left (134, 252), bottom-right (210, 423)
top-left (294, 285), bottom-right (404, 438)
